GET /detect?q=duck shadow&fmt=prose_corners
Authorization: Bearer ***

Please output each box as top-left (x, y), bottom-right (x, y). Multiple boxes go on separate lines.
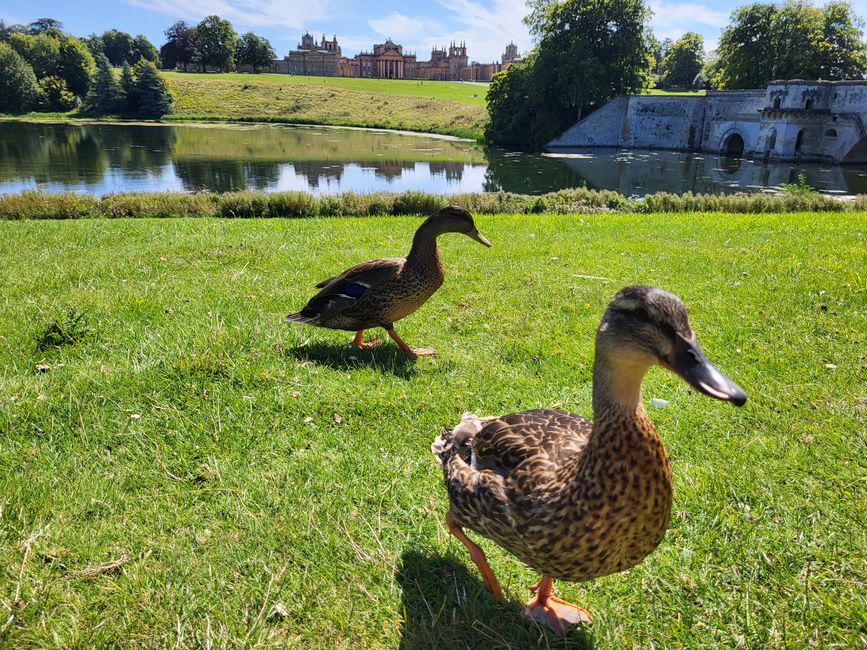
top-left (396, 550), bottom-right (595, 649)
top-left (284, 340), bottom-right (419, 378)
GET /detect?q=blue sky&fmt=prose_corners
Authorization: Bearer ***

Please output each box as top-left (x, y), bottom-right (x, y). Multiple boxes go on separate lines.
top-left (2, 0), bottom-right (866, 62)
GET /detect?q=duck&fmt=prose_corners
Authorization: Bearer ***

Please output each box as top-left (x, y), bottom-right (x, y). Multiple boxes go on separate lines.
top-left (432, 285), bottom-right (747, 635)
top-left (287, 206), bottom-right (491, 357)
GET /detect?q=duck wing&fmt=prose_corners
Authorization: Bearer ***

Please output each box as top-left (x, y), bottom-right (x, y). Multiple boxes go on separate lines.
top-left (291, 258), bottom-right (405, 321)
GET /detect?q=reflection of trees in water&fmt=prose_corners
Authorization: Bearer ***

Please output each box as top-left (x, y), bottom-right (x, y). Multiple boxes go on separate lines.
top-left (291, 161), bottom-right (344, 189)
top-left (481, 147), bottom-right (590, 194)
top-left (0, 122), bottom-right (176, 186)
top-left (172, 160), bottom-right (281, 192)
top-left (428, 161), bottom-right (464, 181)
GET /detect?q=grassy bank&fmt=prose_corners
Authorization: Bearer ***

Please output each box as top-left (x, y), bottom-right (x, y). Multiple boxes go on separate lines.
top-left (2, 188), bottom-right (866, 221)
top-left (1, 213), bottom-right (864, 647)
top-left (162, 72), bottom-right (489, 140)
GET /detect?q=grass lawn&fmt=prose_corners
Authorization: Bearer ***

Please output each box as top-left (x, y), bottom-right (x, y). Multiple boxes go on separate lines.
top-left (0, 212), bottom-right (864, 647)
top-left (161, 72), bottom-right (489, 140)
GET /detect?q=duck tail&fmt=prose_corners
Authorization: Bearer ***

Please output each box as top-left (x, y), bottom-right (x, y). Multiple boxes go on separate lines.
top-left (431, 412), bottom-right (486, 467)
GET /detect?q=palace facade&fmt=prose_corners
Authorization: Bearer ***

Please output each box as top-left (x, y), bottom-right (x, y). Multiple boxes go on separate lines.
top-left (272, 34), bottom-right (520, 81)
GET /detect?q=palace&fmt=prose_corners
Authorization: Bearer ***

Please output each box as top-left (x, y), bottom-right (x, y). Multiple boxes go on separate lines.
top-left (270, 34), bottom-right (520, 81)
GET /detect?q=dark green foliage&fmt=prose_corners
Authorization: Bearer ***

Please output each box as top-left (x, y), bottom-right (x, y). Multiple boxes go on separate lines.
top-left (0, 43), bottom-right (40, 113)
top-left (37, 75), bottom-right (77, 111)
top-left (119, 61), bottom-right (136, 113)
top-left (26, 18), bottom-right (63, 36)
top-left (195, 15), bottom-right (237, 72)
top-left (58, 36), bottom-right (95, 97)
top-left (90, 29), bottom-right (159, 67)
top-left (658, 32), bottom-right (705, 89)
top-left (235, 32), bottom-right (275, 72)
top-left (85, 52), bottom-right (122, 114)
top-left (34, 307), bottom-right (89, 351)
top-left (133, 60), bottom-right (172, 117)
top-left (717, 1), bottom-right (867, 89)
top-left (486, 0), bottom-right (652, 149)
top-left (161, 21), bottom-right (197, 71)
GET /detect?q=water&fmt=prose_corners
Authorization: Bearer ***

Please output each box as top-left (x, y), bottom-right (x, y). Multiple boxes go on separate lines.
top-left (2, 120), bottom-right (866, 196)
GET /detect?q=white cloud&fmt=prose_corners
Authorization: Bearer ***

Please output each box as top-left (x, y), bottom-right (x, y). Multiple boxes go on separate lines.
top-left (649, 0), bottom-right (728, 42)
top-left (123, 0), bottom-right (331, 31)
top-left (366, 0), bottom-right (530, 62)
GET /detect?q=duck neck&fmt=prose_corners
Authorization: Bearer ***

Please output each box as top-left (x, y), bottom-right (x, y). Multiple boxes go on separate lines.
top-left (406, 221), bottom-right (444, 276)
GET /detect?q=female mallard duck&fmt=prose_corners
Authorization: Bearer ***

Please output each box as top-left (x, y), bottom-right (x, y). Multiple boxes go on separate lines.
top-left (432, 285), bottom-right (747, 634)
top-left (287, 206), bottom-right (490, 357)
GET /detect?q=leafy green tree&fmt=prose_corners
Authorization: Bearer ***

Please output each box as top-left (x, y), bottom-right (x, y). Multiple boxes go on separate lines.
top-left (659, 32), bottom-right (704, 89)
top-left (38, 75), bottom-right (77, 110)
top-left (133, 60), bottom-right (172, 117)
top-left (27, 18), bottom-right (63, 36)
top-left (195, 15), bottom-right (237, 72)
top-left (133, 34), bottom-right (159, 63)
top-left (9, 32), bottom-right (61, 79)
top-left (120, 61), bottom-right (137, 113)
top-left (86, 52), bottom-right (122, 113)
top-left (487, 0), bottom-right (652, 149)
top-left (59, 36), bottom-right (95, 97)
top-left (91, 29), bottom-right (158, 66)
top-left (0, 43), bottom-right (40, 113)
top-left (161, 21), bottom-right (196, 71)
top-left (235, 32), bottom-right (275, 72)
top-left (717, 1), bottom-right (867, 88)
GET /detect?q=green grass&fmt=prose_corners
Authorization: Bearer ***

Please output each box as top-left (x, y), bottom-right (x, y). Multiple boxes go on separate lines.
top-left (0, 213), bottom-right (865, 647)
top-left (161, 72), bottom-right (489, 140)
top-left (645, 88), bottom-right (706, 96)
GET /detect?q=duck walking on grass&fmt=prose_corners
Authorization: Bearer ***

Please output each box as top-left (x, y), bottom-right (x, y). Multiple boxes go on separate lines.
top-left (287, 206), bottom-right (490, 357)
top-left (432, 285), bottom-right (747, 635)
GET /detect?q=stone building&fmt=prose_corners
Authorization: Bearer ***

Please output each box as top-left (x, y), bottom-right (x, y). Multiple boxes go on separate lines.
top-left (345, 39), bottom-right (417, 79)
top-left (274, 32), bottom-right (341, 76)
top-left (547, 80), bottom-right (867, 163)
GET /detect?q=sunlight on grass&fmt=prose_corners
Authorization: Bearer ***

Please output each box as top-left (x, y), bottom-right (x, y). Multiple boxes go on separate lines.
top-left (0, 212), bottom-right (864, 647)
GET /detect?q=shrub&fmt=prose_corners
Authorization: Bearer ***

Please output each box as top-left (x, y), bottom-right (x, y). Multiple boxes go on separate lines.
top-left (38, 75), bottom-right (77, 111)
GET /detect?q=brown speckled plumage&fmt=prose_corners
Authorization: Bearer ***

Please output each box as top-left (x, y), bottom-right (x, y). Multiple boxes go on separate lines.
top-left (287, 206), bottom-right (490, 340)
top-left (432, 286), bottom-right (747, 625)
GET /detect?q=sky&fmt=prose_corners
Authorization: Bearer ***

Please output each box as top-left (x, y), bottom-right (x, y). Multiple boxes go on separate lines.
top-left (2, 0), bottom-right (866, 62)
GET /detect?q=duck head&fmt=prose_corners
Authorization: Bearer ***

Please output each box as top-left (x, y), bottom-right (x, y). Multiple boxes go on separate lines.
top-left (421, 206), bottom-right (491, 247)
top-left (596, 286), bottom-right (747, 406)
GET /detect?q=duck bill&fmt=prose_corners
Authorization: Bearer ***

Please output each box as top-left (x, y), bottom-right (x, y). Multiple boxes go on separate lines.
top-left (663, 337), bottom-right (747, 406)
top-left (468, 229), bottom-right (492, 247)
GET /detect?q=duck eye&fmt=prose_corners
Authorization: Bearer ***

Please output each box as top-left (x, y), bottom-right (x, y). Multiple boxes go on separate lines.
top-left (634, 307), bottom-right (650, 322)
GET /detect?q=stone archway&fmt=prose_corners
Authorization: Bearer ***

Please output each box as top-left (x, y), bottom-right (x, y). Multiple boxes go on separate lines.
top-left (722, 132), bottom-right (745, 157)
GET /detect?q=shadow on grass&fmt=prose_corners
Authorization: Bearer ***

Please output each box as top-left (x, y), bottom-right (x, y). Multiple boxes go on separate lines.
top-left (396, 550), bottom-right (595, 649)
top-left (285, 340), bottom-right (418, 378)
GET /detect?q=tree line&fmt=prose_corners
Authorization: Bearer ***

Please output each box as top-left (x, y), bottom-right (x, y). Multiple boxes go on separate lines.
top-left (160, 16), bottom-right (275, 73)
top-left (488, 0), bottom-right (867, 148)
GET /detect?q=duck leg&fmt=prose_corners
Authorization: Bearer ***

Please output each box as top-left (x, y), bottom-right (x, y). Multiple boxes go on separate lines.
top-left (352, 330), bottom-right (381, 349)
top-left (386, 327), bottom-right (435, 357)
top-left (524, 575), bottom-right (592, 635)
top-left (446, 512), bottom-right (502, 602)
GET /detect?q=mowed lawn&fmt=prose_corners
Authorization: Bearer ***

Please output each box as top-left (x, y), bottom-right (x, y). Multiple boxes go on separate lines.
top-left (0, 213), bottom-right (864, 647)
top-left (162, 72), bottom-right (489, 140)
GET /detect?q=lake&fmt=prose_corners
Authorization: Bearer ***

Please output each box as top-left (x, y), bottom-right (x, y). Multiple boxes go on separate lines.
top-left (2, 120), bottom-right (866, 196)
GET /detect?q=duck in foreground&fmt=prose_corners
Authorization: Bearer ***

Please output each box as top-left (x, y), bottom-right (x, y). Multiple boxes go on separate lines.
top-left (287, 206), bottom-right (490, 357)
top-left (432, 286), bottom-right (747, 635)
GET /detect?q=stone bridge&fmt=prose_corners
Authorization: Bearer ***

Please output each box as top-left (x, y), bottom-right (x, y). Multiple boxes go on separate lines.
top-left (547, 80), bottom-right (867, 164)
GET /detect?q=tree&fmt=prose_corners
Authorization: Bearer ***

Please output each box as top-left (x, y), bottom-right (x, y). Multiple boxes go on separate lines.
top-left (59, 36), bottom-right (95, 97)
top-left (162, 21), bottom-right (196, 71)
top-left (133, 60), bottom-right (172, 117)
top-left (92, 29), bottom-right (158, 66)
top-left (0, 43), bottom-right (40, 113)
top-left (717, 1), bottom-right (867, 89)
top-left (9, 32), bottom-right (61, 79)
top-left (86, 52), bottom-right (122, 113)
top-left (195, 15), bottom-right (237, 72)
top-left (27, 18), bottom-right (63, 36)
top-left (235, 32), bottom-right (275, 72)
top-left (38, 75), bottom-right (77, 111)
top-left (133, 34), bottom-right (159, 63)
top-left (659, 32), bottom-right (704, 89)
top-left (487, 0), bottom-right (652, 149)
top-left (120, 61), bottom-right (137, 113)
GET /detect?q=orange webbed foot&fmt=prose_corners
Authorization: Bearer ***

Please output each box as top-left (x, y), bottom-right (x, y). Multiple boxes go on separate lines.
top-left (524, 577), bottom-right (592, 636)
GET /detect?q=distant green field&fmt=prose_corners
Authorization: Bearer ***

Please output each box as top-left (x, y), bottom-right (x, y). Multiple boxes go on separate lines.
top-left (0, 212), bottom-right (864, 647)
top-left (645, 88), bottom-right (706, 96)
top-left (162, 72), bottom-right (489, 107)
top-left (161, 72), bottom-right (489, 140)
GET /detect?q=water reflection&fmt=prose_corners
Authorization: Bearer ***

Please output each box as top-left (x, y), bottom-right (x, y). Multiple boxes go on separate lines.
top-left (1, 121), bottom-right (865, 196)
